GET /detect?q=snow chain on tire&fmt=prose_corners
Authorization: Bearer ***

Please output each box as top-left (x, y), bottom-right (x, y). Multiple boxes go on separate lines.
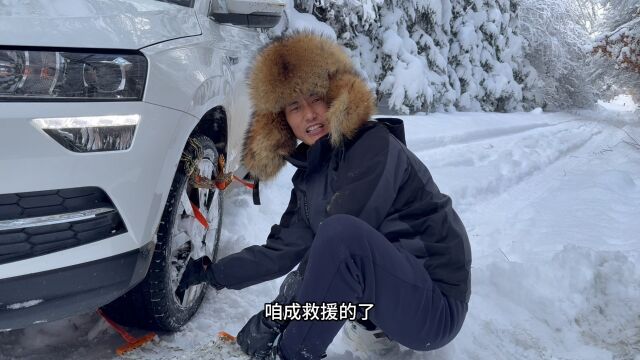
top-left (101, 135), bottom-right (224, 331)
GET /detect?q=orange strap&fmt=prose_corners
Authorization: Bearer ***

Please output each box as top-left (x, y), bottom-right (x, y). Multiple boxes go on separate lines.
top-left (214, 154), bottom-right (254, 191)
top-left (232, 175), bottom-right (255, 189)
top-left (190, 201), bottom-right (209, 229)
top-left (97, 309), bottom-right (137, 343)
top-left (192, 173), bottom-right (253, 191)
top-left (115, 333), bottom-right (156, 356)
top-left (218, 331), bottom-right (237, 343)
top-left (97, 309), bottom-right (156, 356)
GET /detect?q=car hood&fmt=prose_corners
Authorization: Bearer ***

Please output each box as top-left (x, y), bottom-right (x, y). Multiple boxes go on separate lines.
top-left (0, 0), bottom-right (201, 50)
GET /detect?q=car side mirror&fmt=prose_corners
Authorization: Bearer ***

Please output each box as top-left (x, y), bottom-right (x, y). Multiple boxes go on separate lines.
top-left (209, 0), bottom-right (285, 28)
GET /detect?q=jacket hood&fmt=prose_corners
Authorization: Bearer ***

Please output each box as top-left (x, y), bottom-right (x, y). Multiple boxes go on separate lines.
top-left (241, 32), bottom-right (376, 180)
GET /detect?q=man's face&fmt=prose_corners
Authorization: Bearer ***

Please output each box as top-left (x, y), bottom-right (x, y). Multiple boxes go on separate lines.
top-left (284, 93), bottom-right (329, 146)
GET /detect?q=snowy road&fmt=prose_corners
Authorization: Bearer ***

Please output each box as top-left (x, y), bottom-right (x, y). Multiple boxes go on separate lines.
top-left (1, 110), bottom-right (639, 360)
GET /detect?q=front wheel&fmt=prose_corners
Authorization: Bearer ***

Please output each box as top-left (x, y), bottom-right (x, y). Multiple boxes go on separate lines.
top-left (102, 136), bottom-right (223, 331)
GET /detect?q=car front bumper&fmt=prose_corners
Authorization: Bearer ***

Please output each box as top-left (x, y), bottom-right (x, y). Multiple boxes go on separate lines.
top-left (0, 101), bottom-right (198, 328)
top-left (0, 241), bottom-right (153, 330)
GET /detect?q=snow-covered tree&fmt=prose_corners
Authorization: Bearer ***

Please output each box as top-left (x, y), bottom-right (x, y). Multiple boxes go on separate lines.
top-left (448, 0), bottom-right (540, 111)
top-left (376, 1), bottom-right (460, 113)
top-left (591, 0), bottom-right (640, 101)
top-left (291, 0), bottom-right (539, 113)
top-left (594, 1), bottom-right (640, 73)
top-left (518, 0), bottom-right (597, 109)
top-left (301, 0), bottom-right (459, 113)
top-left (574, 0), bottom-right (602, 35)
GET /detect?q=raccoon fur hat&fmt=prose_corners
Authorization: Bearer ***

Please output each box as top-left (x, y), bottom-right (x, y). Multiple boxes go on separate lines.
top-left (241, 32), bottom-right (376, 181)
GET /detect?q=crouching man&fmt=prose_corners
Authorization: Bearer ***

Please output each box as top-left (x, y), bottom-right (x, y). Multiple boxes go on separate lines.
top-left (179, 32), bottom-right (472, 360)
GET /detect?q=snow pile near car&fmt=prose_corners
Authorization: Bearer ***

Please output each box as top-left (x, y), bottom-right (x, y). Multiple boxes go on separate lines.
top-left (462, 245), bottom-right (640, 360)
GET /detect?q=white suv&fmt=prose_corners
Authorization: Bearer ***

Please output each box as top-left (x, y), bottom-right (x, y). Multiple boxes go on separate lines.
top-left (0, 0), bottom-right (282, 331)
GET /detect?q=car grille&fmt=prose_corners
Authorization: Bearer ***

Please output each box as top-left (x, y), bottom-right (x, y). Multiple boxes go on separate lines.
top-left (0, 187), bottom-right (127, 265)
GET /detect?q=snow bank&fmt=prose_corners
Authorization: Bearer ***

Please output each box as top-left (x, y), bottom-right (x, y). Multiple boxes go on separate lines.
top-left (462, 245), bottom-right (640, 360)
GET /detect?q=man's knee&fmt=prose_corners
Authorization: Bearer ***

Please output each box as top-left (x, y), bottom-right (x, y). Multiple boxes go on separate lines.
top-left (314, 214), bottom-right (370, 252)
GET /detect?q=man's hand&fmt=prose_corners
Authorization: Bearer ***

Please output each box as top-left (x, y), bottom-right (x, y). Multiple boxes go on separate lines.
top-left (177, 257), bottom-right (211, 296)
top-left (236, 310), bottom-right (285, 359)
top-left (236, 270), bottom-right (301, 358)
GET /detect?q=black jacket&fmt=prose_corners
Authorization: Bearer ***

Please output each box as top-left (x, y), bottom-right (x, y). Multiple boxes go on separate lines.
top-left (212, 120), bottom-right (472, 303)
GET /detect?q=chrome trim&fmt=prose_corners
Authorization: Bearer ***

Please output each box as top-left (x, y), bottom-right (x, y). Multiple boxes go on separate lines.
top-left (0, 207), bottom-right (116, 231)
top-left (32, 114), bottom-right (140, 129)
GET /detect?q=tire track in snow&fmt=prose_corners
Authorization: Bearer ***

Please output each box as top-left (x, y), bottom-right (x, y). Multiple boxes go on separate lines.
top-left (430, 122), bottom-right (593, 169)
top-left (457, 124), bottom-right (640, 359)
top-left (466, 123), bottom-right (640, 259)
top-left (414, 120), bottom-right (603, 207)
top-left (407, 122), bottom-right (559, 153)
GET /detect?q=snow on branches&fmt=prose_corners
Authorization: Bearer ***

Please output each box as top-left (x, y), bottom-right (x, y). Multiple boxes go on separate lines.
top-left (594, 17), bottom-right (640, 73)
top-left (517, 0), bottom-right (596, 110)
top-left (290, 0), bottom-right (541, 114)
top-left (589, 0), bottom-right (640, 102)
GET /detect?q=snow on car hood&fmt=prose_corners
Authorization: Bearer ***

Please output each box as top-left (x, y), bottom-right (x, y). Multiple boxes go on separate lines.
top-left (0, 0), bottom-right (201, 50)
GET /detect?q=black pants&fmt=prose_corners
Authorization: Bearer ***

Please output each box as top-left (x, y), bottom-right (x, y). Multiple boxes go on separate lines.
top-left (279, 214), bottom-right (467, 359)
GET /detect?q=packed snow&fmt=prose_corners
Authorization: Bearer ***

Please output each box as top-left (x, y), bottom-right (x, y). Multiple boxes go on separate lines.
top-left (1, 108), bottom-right (638, 360)
top-left (598, 95), bottom-right (638, 113)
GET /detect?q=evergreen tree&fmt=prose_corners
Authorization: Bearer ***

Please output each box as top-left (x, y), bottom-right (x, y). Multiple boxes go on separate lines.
top-left (291, 0), bottom-right (540, 113)
top-left (449, 0), bottom-right (537, 111)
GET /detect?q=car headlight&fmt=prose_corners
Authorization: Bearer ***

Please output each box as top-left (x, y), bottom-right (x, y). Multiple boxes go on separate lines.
top-left (0, 49), bottom-right (147, 101)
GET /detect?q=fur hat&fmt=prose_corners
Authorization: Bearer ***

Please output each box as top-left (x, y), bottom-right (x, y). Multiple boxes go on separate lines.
top-left (241, 32), bottom-right (376, 180)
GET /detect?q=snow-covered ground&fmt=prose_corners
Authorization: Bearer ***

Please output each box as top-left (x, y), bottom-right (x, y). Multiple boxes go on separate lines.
top-left (1, 109), bottom-right (639, 360)
top-left (598, 95), bottom-right (638, 113)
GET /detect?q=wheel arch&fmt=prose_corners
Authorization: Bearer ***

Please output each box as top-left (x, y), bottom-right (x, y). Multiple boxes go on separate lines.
top-left (189, 105), bottom-right (228, 156)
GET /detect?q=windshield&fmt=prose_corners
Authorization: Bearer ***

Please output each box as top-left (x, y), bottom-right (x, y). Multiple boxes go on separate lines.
top-left (154, 0), bottom-right (194, 7)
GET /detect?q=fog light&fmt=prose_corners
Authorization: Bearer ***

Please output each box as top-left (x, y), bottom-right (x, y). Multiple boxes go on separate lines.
top-left (32, 115), bottom-right (140, 152)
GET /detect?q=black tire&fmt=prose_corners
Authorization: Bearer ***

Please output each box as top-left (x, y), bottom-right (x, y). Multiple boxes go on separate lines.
top-left (102, 136), bottom-right (224, 331)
